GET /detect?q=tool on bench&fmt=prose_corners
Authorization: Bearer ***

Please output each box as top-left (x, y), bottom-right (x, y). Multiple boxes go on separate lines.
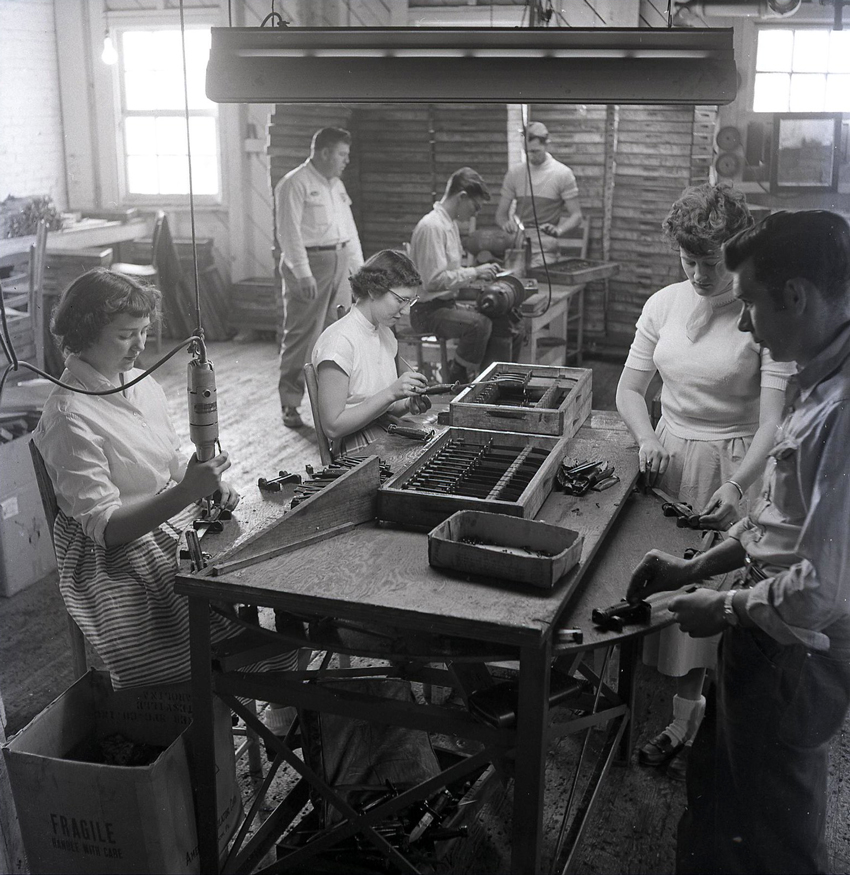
top-left (386, 423), bottom-right (435, 441)
top-left (650, 486), bottom-right (704, 529)
top-left (423, 374), bottom-right (530, 396)
top-left (557, 459), bottom-right (618, 495)
top-left (555, 627), bottom-right (584, 646)
top-left (257, 470), bottom-right (302, 492)
top-left (591, 598), bottom-right (651, 633)
top-left (180, 529), bottom-right (209, 571)
top-left (192, 503), bottom-right (232, 533)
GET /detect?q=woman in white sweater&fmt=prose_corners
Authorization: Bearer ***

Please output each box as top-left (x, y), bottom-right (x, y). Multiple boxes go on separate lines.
top-left (616, 183), bottom-right (795, 780)
top-left (313, 249), bottom-right (431, 456)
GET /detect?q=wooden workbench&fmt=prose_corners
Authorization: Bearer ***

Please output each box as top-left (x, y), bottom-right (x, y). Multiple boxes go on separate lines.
top-left (521, 282), bottom-right (586, 368)
top-left (0, 217), bottom-right (151, 264)
top-left (175, 414), bottom-right (706, 874)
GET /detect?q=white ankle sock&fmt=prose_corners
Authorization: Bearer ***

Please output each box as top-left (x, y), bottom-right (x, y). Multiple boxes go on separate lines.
top-left (665, 694), bottom-right (706, 747)
top-left (263, 704), bottom-right (296, 736)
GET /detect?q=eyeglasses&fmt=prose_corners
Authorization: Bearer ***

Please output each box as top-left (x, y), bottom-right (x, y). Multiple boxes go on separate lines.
top-left (386, 288), bottom-right (419, 309)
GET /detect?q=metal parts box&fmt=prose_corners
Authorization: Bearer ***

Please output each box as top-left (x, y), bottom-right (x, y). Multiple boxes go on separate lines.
top-left (377, 427), bottom-right (570, 530)
top-left (428, 510), bottom-right (583, 589)
top-left (529, 258), bottom-right (619, 286)
top-left (449, 362), bottom-right (592, 437)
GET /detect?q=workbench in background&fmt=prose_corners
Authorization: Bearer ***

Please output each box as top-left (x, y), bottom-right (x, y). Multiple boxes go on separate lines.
top-left (521, 282), bottom-right (586, 368)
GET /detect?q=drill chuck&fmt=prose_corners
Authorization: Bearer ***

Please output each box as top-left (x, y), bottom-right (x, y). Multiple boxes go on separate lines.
top-left (188, 358), bottom-right (218, 462)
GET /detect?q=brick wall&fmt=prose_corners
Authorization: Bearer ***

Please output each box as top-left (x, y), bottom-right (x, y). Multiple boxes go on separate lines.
top-left (0, 0), bottom-right (67, 209)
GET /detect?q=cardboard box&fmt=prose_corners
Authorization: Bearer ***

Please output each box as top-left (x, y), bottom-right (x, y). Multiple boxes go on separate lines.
top-left (2, 671), bottom-right (241, 874)
top-left (0, 434), bottom-right (56, 597)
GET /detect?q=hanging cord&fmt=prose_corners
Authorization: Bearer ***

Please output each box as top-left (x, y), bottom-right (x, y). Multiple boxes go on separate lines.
top-left (667, 0), bottom-right (674, 27)
top-left (178, 0), bottom-right (204, 360)
top-left (520, 104), bottom-right (555, 317)
top-left (0, 296), bottom-right (197, 406)
top-left (260, 0), bottom-right (288, 28)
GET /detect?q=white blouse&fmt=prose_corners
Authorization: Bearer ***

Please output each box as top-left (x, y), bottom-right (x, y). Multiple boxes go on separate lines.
top-left (311, 305), bottom-right (398, 410)
top-left (33, 354), bottom-right (185, 547)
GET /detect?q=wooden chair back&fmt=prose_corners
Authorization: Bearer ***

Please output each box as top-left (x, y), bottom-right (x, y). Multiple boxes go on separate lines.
top-left (149, 210), bottom-right (167, 273)
top-left (28, 219), bottom-right (48, 370)
top-left (303, 362), bottom-right (334, 467)
top-left (28, 440), bottom-right (88, 678)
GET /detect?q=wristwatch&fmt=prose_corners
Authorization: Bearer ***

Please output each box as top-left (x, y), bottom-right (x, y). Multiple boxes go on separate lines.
top-left (723, 590), bottom-right (739, 627)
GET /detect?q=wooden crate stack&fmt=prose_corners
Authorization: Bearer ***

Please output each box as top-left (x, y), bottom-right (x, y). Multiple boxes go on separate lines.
top-left (42, 248), bottom-right (114, 373)
top-left (229, 277), bottom-right (282, 339)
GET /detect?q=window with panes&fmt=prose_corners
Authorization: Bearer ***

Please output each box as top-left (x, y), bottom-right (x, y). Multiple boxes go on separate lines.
top-left (753, 27), bottom-right (850, 113)
top-left (114, 26), bottom-right (220, 200)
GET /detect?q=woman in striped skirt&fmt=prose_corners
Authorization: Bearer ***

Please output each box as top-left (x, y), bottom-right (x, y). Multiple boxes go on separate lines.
top-left (33, 268), bottom-right (298, 690)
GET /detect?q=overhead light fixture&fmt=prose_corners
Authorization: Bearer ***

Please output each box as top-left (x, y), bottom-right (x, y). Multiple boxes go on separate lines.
top-left (205, 27), bottom-right (737, 105)
top-left (101, 31), bottom-right (118, 65)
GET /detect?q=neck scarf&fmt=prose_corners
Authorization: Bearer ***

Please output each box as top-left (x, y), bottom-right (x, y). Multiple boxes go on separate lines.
top-left (685, 286), bottom-right (737, 343)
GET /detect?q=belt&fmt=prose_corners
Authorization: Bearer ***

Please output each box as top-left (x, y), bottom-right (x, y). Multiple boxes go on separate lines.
top-left (306, 241), bottom-right (347, 252)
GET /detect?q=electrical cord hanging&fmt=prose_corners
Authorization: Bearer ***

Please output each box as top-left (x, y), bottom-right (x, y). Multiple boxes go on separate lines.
top-left (520, 104), bottom-right (556, 317)
top-left (0, 281), bottom-right (197, 406)
top-left (260, 0), bottom-right (287, 28)
top-left (178, 0), bottom-right (204, 355)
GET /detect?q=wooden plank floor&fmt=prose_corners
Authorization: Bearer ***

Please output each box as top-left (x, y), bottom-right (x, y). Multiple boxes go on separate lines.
top-left (2, 337), bottom-right (849, 873)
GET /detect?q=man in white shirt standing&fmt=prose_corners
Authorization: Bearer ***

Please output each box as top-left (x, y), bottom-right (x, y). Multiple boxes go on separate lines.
top-left (495, 121), bottom-right (583, 269)
top-left (275, 127), bottom-right (364, 428)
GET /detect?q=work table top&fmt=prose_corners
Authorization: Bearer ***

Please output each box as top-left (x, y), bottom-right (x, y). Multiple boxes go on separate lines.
top-left (175, 412), bottom-right (707, 651)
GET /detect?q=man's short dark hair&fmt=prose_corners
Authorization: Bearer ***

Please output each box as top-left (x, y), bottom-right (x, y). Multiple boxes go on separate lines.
top-left (445, 167), bottom-right (490, 202)
top-left (311, 127), bottom-right (351, 153)
top-left (724, 210), bottom-right (850, 304)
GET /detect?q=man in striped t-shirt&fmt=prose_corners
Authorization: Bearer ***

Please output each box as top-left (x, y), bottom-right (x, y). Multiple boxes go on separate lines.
top-left (495, 121), bottom-right (583, 269)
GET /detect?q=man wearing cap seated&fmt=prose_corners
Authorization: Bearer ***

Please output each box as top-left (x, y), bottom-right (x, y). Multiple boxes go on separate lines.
top-left (409, 167), bottom-right (503, 385)
top-left (495, 121), bottom-right (583, 270)
top-left (274, 127), bottom-right (364, 429)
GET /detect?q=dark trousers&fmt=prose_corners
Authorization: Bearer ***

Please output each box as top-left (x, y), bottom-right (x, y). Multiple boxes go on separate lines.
top-left (410, 299), bottom-right (524, 371)
top-left (678, 626), bottom-right (850, 875)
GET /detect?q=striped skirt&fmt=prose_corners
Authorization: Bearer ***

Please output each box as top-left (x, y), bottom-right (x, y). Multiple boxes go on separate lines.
top-left (54, 504), bottom-right (299, 690)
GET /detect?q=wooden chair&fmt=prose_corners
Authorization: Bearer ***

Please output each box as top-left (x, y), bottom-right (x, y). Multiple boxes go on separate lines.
top-left (111, 211), bottom-right (166, 351)
top-left (28, 440), bottom-right (88, 679)
top-left (303, 362), bottom-right (333, 466)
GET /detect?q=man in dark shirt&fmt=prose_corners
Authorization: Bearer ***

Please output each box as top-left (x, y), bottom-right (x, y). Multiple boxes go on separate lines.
top-left (627, 210), bottom-right (850, 873)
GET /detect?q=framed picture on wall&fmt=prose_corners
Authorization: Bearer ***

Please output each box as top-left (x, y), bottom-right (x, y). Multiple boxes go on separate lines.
top-left (771, 113), bottom-right (841, 194)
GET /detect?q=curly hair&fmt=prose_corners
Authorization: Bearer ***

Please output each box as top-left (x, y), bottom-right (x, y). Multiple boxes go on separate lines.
top-left (51, 268), bottom-right (162, 354)
top-left (662, 183), bottom-right (753, 257)
top-left (349, 250), bottom-right (421, 301)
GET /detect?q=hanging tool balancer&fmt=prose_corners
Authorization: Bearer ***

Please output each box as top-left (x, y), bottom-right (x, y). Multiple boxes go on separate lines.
top-left (187, 337), bottom-right (218, 462)
top-left (187, 336), bottom-right (231, 530)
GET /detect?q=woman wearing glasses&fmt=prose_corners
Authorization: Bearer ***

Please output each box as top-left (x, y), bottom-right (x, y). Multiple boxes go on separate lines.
top-left (312, 249), bottom-right (431, 455)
